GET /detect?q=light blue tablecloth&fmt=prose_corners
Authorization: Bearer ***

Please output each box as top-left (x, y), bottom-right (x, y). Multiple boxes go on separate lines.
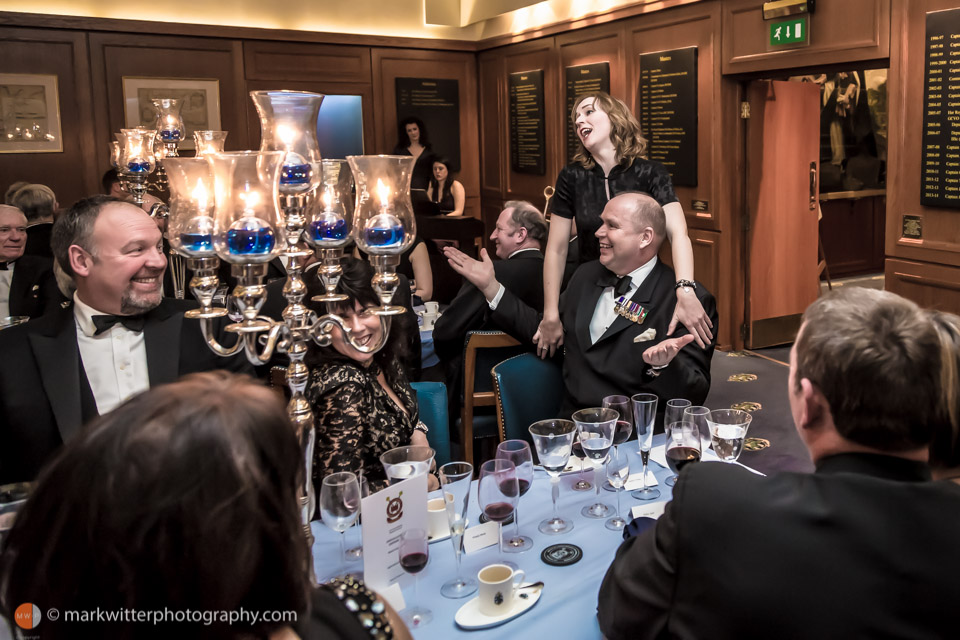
top-left (420, 328), bottom-right (438, 368)
top-left (311, 436), bottom-right (675, 638)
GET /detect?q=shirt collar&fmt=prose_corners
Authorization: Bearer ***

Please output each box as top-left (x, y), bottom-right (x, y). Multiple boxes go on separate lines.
top-left (73, 293), bottom-right (115, 338)
top-left (619, 255), bottom-right (658, 291)
top-left (507, 247), bottom-right (541, 259)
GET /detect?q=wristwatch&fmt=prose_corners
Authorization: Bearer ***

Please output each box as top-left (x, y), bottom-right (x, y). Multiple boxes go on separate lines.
top-left (675, 279), bottom-right (696, 293)
top-left (414, 420), bottom-right (429, 434)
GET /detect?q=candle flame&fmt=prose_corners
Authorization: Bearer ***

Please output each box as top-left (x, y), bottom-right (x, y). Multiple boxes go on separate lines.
top-left (276, 124), bottom-right (296, 146)
top-left (192, 179), bottom-right (208, 211)
top-left (322, 186), bottom-right (333, 210)
top-left (376, 179), bottom-right (390, 208)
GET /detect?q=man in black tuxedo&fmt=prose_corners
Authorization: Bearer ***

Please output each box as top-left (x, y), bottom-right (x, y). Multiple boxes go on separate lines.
top-left (447, 192), bottom-right (716, 416)
top-left (0, 196), bottom-right (250, 484)
top-left (434, 200), bottom-right (547, 358)
top-left (0, 204), bottom-right (62, 319)
top-left (598, 288), bottom-right (960, 639)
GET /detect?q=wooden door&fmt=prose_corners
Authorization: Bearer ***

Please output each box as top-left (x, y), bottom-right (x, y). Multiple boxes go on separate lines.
top-left (744, 80), bottom-right (821, 348)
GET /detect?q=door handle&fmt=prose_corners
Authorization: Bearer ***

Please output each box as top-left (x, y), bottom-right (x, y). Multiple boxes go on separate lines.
top-left (809, 162), bottom-right (817, 210)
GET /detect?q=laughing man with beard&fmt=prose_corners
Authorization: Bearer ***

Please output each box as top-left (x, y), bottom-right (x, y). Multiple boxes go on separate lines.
top-left (0, 196), bottom-right (250, 484)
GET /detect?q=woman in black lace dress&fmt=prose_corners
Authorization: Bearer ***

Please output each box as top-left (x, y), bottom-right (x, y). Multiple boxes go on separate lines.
top-left (306, 258), bottom-right (437, 495)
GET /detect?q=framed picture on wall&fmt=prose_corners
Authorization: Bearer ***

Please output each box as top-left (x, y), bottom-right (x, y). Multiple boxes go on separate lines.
top-left (0, 73), bottom-right (63, 153)
top-left (122, 77), bottom-right (221, 150)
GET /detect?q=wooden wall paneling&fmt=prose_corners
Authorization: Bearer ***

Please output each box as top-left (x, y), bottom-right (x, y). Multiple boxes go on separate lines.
top-left (689, 227), bottom-right (721, 299)
top-left (886, 0), bottom-right (960, 273)
top-left (885, 257), bottom-right (960, 314)
top-left (501, 38), bottom-right (559, 205)
top-left (243, 41), bottom-right (372, 83)
top-left (721, 0), bottom-right (891, 75)
top-left (0, 27), bottom-right (98, 208)
top-left (556, 22), bottom-right (628, 104)
top-left (478, 52), bottom-right (505, 198)
top-left (626, 2), bottom-right (721, 234)
top-left (371, 48), bottom-right (481, 219)
top-left (819, 196), bottom-right (886, 278)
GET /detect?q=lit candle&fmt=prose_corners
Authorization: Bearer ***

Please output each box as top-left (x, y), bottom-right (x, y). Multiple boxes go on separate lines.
top-left (192, 179), bottom-right (208, 212)
top-left (376, 178), bottom-right (391, 213)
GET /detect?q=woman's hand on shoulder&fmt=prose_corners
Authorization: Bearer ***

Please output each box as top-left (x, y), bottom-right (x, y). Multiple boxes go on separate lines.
top-left (533, 314), bottom-right (563, 359)
top-left (668, 292), bottom-right (713, 348)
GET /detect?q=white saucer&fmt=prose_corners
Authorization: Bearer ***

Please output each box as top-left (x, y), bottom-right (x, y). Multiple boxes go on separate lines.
top-left (427, 518), bottom-right (468, 544)
top-left (454, 583), bottom-right (542, 630)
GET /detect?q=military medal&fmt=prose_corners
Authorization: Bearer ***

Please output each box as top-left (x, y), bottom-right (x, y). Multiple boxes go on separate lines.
top-left (614, 296), bottom-right (648, 325)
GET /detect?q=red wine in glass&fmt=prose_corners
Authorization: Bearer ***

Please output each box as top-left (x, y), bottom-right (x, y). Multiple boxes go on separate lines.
top-left (400, 551), bottom-right (429, 574)
top-left (517, 478), bottom-right (531, 496)
top-left (613, 420), bottom-right (633, 445)
top-left (666, 446), bottom-right (702, 474)
top-left (483, 502), bottom-right (515, 522)
top-left (571, 437), bottom-right (586, 459)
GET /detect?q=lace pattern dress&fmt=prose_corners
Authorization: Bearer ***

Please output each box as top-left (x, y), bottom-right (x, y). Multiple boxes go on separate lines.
top-left (307, 357), bottom-right (418, 494)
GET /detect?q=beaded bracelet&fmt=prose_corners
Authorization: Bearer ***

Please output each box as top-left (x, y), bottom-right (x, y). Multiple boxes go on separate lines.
top-left (326, 575), bottom-right (394, 639)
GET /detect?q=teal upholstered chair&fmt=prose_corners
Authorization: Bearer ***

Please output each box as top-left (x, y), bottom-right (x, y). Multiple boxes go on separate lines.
top-left (492, 353), bottom-right (564, 445)
top-left (411, 381), bottom-right (451, 467)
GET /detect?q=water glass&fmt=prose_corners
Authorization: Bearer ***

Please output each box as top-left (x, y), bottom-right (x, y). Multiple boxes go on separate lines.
top-left (573, 407), bottom-right (617, 519)
top-left (529, 419), bottom-right (576, 534)
top-left (707, 409), bottom-right (753, 463)
top-left (319, 471), bottom-right (361, 574)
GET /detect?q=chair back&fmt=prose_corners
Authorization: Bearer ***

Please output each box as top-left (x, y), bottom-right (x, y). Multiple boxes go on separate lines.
top-left (460, 330), bottom-right (524, 463)
top-left (493, 352), bottom-right (564, 444)
top-left (411, 381), bottom-right (451, 467)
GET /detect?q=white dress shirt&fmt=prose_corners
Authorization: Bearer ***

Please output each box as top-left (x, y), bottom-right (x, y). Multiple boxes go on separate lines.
top-left (73, 294), bottom-right (151, 415)
top-left (0, 264), bottom-right (12, 318)
top-left (589, 256), bottom-right (657, 344)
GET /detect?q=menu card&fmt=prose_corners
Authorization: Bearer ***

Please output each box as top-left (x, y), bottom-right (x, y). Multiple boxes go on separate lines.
top-left (361, 473), bottom-right (428, 594)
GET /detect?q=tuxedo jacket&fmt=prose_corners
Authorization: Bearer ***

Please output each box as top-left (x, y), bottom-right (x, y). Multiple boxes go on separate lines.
top-left (0, 298), bottom-right (252, 484)
top-left (7, 255), bottom-right (64, 318)
top-left (598, 453), bottom-right (960, 639)
top-left (492, 259), bottom-right (716, 416)
top-left (433, 249), bottom-right (545, 363)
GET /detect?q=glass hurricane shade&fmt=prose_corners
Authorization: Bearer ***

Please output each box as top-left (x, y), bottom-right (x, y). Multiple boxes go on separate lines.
top-left (161, 157), bottom-right (217, 257)
top-left (250, 90), bottom-right (324, 197)
top-left (346, 154), bottom-right (416, 256)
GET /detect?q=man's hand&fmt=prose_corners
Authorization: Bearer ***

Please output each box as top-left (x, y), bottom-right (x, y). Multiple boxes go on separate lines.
top-left (668, 292), bottom-right (713, 348)
top-left (444, 247), bottom-right (499, 301)
top-left (642, 334), bottom-right (695, 367)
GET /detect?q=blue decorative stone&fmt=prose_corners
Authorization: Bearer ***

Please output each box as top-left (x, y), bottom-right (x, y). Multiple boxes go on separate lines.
top-left (226, 218), bottom-right (276, 256)
top-left (159, 129), bottom-right (182, 142)
top-left (308, 218), bottom-right (348, 242)
top-left (127, 161), bottom-right (150, 173)
top-left (179, 232), bottom-right (213, 253)
top-left (280, 163), bottom-right (312, 185)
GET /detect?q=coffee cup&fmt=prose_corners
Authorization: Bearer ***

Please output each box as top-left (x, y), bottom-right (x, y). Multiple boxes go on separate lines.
top-left (477, 564), bottom-right (526, 616)
top-left (427, 494), bottom-right (452, 539)
top-left (424, 301), bottom-right (440, 314)
top-left (421, 311), bottom-right (438, 330)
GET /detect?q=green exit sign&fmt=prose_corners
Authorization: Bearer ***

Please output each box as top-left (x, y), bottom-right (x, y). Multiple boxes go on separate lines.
top-left (770, 16), bottom-right (809, 47)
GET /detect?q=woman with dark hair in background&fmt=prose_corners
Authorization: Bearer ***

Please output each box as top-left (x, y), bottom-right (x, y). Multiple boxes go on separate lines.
top-left (392, 116), bottom-right (434, 191)
top-left (427, 156), bottom-right (465, 217)
top-left (0, 371), bottom-right (411, 640)
top-left (307, 258), bottom-right (437, 494)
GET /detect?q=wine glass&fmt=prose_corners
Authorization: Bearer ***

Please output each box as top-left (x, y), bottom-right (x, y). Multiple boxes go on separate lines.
top-left (529, 419), bottom-right (576, 535)
top-left (663, 399), bottom-right (691, 486)
top-left (438, 462), bottom-right (477, 599)
top-left (319, 471), bottom-right (361, 576)
top-left (707, 409), bottom-right (753, 463)
top-left (570, 432), bottom-right (592, 491)
top-left (379, 445), bottom-right (436, 484)
top-left (605, 445), bottom-right (631, 531)
top-left (496, 440), bottom-right (534, 553)
top-left (602, 395), bottom-right (634, 491)
top-left (684, 405), bottom-right (712, 451)
top-left (398, 528), bottom-right (432, 627)
top-left (573, 407), bottom-right (618, 519)
top-left (630, 393), bottom-right (661, 501)
top-left (665, 421), bottom-right (702, 484)
top-left (478, 459), bottom-right (519, 567)
top-left (344, 472), bottom-right (370, 560)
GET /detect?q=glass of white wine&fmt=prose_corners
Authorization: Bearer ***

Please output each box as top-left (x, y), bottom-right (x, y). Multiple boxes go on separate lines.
top-left (438, 462), bottom-right (477, 599)
top-left (707, 409), bottom-right (753, 463)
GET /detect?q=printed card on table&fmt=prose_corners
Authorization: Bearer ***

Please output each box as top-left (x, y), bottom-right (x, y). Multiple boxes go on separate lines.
top-left (362, 473), bottom-right (428, 595)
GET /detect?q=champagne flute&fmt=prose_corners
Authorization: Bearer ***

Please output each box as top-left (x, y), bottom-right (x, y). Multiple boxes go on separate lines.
top-left (630, 393), bottom-right (661, 501)
top-left (573, 407), bottom-right (618, 519)
top-left (399, 528), bottom-right (432, 627)
top-left (665, 421), bottom-right (702, 483)
top-left (529, 419), bottom-right (576, 534)
top-left (478, 459), bottom-right (519, 567)
top-left (605, 445), bottom-right (630, 531)
top-left (319, 471), bottom-right (361, 576)
top-left (438, 462), bottom-right (477, 599)
top-left (684, 405), bottom-right (712, 451)
top-left (663, 399), bottom-right (691, 486)
top-left (707, 409), bottom-right (753, 463)
top-left (344, 472), bottom-right (370, 560)
top-left (496, 440), bottom-right (534, 553)
top-left (602, 395), bottom-right (634, 491)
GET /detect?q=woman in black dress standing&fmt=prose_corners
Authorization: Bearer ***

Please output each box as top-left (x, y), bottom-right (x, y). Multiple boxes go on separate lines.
top-left (392, 116), bottom-right (435, 191)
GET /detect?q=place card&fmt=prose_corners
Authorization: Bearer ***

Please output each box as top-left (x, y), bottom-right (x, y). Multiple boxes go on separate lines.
top-left (361, 473), bottom-right (428, 594)
top-left (462, 520), bottom-right (499, 554)
top-left (378, 582), bottom-right (406, 613)
top-left (624, 469), bottom-right (659, 490)
top-left (631, 502), bottom-right (667, 521)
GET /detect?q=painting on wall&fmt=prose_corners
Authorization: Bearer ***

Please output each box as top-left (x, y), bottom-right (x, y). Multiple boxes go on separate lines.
top-left (0, 73), bottom-right (63, 153)
top-left (122, 77), bottom-right (221, 150)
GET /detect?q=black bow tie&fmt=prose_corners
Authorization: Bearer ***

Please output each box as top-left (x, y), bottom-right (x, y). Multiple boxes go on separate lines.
top-left (92, 314), bottom-right (146, 335)
top-left (598, 272), bottom-right (633, 297)
top-left (0, 261), bottom-right (9, 271)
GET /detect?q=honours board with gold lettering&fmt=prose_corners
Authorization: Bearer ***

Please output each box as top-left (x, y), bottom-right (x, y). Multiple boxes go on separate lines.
top-left (639, 47), bottom-right (698, 187)
top-left (509, 70), bottom-right (546, 175)
top-left (921, 9), bottom-right (960, 209)
top-left (565, 63), bottom-right (610, 163)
